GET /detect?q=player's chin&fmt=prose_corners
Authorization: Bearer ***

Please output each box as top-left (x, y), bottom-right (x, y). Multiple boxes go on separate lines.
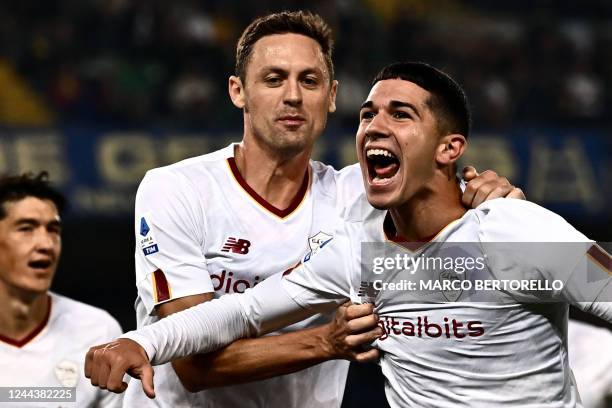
top-left (365, 189), bottom-right (398, 210)
top-left (365, 174), bottom-right (403, 210)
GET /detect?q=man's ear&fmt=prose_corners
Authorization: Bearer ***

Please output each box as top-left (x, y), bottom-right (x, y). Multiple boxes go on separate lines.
top-left (228, 75), bottom-right (245, 109)
top-left (328, 79), bottom-right (338, 113)
top-left (435, 134), bottom-right (466, 165)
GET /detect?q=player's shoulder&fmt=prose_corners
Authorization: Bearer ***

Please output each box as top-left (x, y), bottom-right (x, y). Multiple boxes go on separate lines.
top-left (138, 144), bottom-right (234, 194)
top-left (147, 143), bottom-right (233, 177)
top-left (473, 198), bottom-right (587, 242)
top-left (310, 161), bottom-right (364, 208)
top-left (310, 161), bottom-right (360, 183)
top-left (50, 293), bottom-right (122, 337)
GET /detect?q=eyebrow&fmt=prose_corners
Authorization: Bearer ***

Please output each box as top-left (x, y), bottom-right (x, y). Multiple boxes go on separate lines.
top-left (262, 65), bottom-right (323, 75)
top-left (360, 100), bottom-right (421, 118)
top-left (14, 218), bottom-right (62, 228)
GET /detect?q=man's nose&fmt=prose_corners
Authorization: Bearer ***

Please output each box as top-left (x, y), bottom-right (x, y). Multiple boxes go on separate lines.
top-left (283, 80), bottom-right (303, 106)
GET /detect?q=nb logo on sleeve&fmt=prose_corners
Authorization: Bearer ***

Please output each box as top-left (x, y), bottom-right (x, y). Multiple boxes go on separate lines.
top-left (221, 237), bottom-right (251, 254)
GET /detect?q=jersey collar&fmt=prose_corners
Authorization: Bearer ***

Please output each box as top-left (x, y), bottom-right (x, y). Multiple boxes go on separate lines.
top-left (0, 295), bottom-right (51, 348)
top-left (226, 157), bottom-right (309, 219)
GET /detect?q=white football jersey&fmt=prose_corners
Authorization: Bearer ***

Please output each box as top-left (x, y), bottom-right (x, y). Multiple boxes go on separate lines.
top-left (568, 320), bottom-right (612, 408)
top-left (0, 293), bottom-right (123, 408)
top-left (283, 198), bottom-right (612, 407)
top-left (126, 144), bottom-right (364, 407)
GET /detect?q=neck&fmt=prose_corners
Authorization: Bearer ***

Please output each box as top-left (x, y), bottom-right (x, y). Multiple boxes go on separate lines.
top-left (389, 172), bottom-right (466, 241)
top-left (0, 285), bottom-right (49, 340)
top-left (234, 139), bottom-right (311, 210)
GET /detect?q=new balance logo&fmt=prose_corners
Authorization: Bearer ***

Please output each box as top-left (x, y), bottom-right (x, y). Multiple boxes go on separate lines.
top-left (358, 281), bottom-right (380, 299)
top-left (222, 237), bottom-right (251, 254)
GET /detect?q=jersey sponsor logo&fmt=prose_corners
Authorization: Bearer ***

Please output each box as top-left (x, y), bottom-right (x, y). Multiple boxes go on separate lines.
top-left (140, 217), bottom-right (150, 236)
top-left (211, 270), bottom-right (261, 294)
top-left (55, 360), bottom-right (79, 387)
top-left (221, 237), bottom-right (251, 254)
top-left (303, 231), bottom-right (333, 262)
top-left (378, 316), bottom-right (485, 340)
top-left (139, 213), bottom-right (158, 254)
top-left (143, 244), bottom-right (159, 256)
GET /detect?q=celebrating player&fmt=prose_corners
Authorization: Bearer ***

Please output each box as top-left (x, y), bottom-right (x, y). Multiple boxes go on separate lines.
top-left (0, 172), bottom-right (123, 407)
top-left (86, 61), bottom-right (611, 406)
top-left (97, 11), bottom-right (524, 408)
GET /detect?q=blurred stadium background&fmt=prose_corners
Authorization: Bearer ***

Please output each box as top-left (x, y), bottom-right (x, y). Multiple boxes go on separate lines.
top-left (0, 0), bottom-right (610, 403)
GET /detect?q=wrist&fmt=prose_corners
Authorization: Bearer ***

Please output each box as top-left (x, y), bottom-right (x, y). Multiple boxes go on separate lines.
top-left (314, 322), bottom-right (338, 360)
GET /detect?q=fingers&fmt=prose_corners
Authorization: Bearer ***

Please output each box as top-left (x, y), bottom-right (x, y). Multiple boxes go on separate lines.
top-left (344, 303), bottom-right (374, 320)
top-left (462, 169), bottom-right (525, 208)
top-left (462, 166), bottom-right (478, 181)
top-left (354, 347), bottom-right (380, 363)
top-left (107, 360), bottom-right (130, 394)
top-left (138, 364), bottom-right (156, 399)
top-left (346, 312), bottom-right (379, 334)
top-left (84, 339), bottom-right (153, 397)
top-left (345, 325), bottom-right (384, 348)
top-left (84, 347), bottom-right (95, 379)
top-left (471, 181), bottom-right (513, 207)
top-left (507, 187), bottom-right (525, 200)
top-left (95, 351), bottom-right (111, 389)
top-left (462, 170), bottom-right (501, 207)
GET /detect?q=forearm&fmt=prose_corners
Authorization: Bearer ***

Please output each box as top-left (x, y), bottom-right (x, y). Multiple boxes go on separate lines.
top-left (173, 323), bottom-right (336, 391)
top-left (122, 275), bottom-right (324, 365)
top-left (122, 293), bottom-right (250, 365)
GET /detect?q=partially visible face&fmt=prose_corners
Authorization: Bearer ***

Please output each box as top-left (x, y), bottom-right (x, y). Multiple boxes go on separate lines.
top-left (356, 79), bottom-right (441, 209)
top-left (0, 197), bottom-right (62, 295)
top-left (237, 33), bottom-right (337, 156)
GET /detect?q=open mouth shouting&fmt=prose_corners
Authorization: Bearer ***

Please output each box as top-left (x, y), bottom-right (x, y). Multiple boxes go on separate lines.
top-left (28, 258), bottom-right (54, 272)
top-left (366, 147), bottom-right (400, 186)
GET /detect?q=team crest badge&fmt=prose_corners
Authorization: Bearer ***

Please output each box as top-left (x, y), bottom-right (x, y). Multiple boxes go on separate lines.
top-left (438, 270), bottom-right (465, 302)
top-left (303, 232), bottom-right (333, 262)
top-left (55, 360), bottom-right (79, 387)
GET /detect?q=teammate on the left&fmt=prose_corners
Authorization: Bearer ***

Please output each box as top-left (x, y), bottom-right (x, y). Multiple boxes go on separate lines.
top-left (0, 172), bottom-right (123, 407)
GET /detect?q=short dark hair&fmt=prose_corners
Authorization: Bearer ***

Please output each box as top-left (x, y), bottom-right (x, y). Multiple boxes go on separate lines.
top-left (0, 172), bottom-right (66, 219)
top-left (235, 11), bottom-right (334, 83)
top-left (372, 62), bottom-right (471, 138)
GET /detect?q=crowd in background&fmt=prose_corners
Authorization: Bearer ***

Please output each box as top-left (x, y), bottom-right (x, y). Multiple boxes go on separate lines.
top-left (1, 0), bottom-right (612, 129)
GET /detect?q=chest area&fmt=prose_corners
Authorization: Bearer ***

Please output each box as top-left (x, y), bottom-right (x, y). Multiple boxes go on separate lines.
top-left (204, 199), bottom-right (341, 295)
top-left (0, 338), bottom-right (88, 389)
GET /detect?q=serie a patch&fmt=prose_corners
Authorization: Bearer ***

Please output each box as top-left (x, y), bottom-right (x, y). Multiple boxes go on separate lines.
top-left (139, 214), bottom-right (159, 256)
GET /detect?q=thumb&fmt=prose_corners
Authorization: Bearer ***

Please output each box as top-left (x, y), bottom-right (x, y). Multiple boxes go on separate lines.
top-left (462, 166), bottom-right (479, 181)
top-left (139, 364), bottom-right (155, 399)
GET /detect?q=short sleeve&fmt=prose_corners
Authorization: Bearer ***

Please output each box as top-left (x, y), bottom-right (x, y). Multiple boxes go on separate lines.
top-left (134, 168), bottom-right (213, 315)
top-left (477, 199), bottom-right (611, 309)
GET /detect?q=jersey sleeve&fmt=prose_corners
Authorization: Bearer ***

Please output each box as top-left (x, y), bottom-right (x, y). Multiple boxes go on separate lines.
top-left (282, 220), bottom-right (358, 308)
top-left (134, 168), bottom-right (213, 315)
top-left (477, 199), bottom-right (612, 321)
top-left (123, 274), bottom-right (323, 365)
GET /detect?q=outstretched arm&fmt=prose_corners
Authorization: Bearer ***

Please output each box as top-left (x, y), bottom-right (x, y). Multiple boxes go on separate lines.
top-left (85, 273), bottom-right (374, 398)
top-left (173, 302), bottom-right (379, 391)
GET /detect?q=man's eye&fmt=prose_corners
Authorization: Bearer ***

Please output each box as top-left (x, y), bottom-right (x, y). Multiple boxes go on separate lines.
top-left (361, 111), bottom-right (375, 120)
top-left (302, 77), bottom-right (318, 87)
top-left (265, 76), bottom-right (282, 86)
top-left (393, 111), bottom-right (411, 119)
top-left (48, 227), bottom-right (61, 235)
top-left (18, 226), bottom-right (33, 232)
